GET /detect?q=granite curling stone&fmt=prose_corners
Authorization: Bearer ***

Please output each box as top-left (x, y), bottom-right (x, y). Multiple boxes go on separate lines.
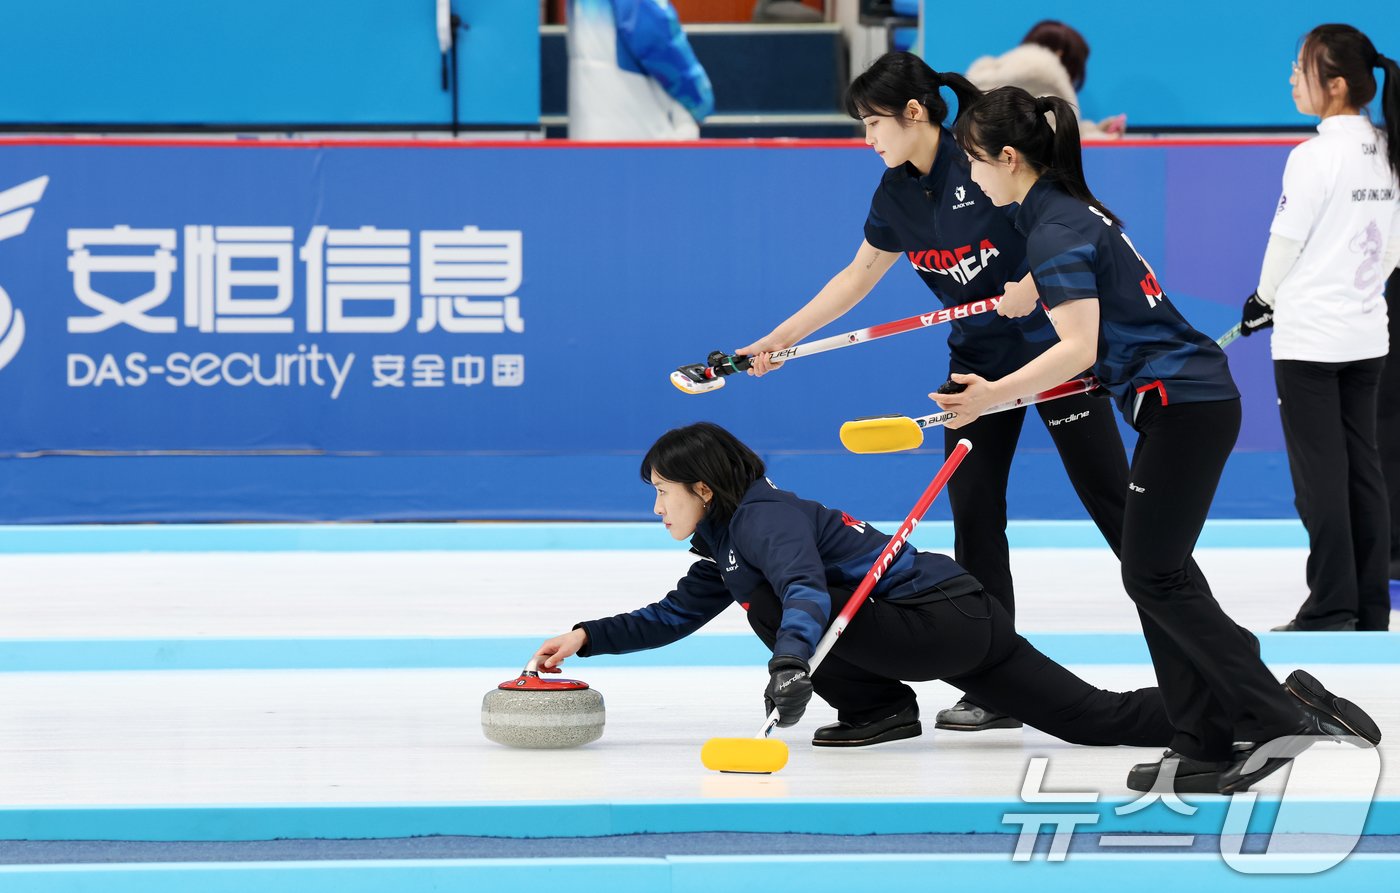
top-left (481, 667), bottom-right (605, 748)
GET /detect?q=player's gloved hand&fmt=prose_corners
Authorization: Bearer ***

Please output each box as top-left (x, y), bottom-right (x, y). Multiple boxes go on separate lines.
top-left (935, 378), bottom-right (967, 395)
top-left (1240, 292), bottom-right (1274, 336)
top-left (764, 656), bottom-right (813, 727)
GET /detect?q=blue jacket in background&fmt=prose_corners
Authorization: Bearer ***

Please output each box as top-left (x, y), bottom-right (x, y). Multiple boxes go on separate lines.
top-left (568, 0), bottom-right (714, 140)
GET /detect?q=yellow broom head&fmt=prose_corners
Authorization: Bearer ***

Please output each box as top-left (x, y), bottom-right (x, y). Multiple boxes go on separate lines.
top-left (838, 415), bottom-right (925, 454)
top-left (700, 737), bottom-right (790, 774)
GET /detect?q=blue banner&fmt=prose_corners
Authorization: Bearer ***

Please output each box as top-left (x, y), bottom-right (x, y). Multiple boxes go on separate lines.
top-left (0, 139), bottom-right (1301, 522)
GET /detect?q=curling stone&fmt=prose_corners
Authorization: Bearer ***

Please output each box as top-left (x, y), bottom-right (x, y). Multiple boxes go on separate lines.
top-left (481, 661), bottom-right (605, 749)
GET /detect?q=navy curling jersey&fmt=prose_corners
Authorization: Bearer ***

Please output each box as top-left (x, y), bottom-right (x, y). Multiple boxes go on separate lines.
top-left (1014, 179), bottom-right (1239, 419)
top-left (864, 127), bottom-right (1057, 378)
top-left (575, 478), bottom-right (976, 663)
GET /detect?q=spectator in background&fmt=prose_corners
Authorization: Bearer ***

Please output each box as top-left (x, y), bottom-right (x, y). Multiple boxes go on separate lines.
top-left (1240, 23), bottom-right (1400, 632)
top-left (567, 0), bottom-right (714, 140)
top-left (965, 21), bottom-right (1126, 139)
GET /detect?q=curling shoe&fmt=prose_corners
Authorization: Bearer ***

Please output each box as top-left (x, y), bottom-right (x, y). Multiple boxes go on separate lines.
top-left (1218, 669), bottom-right (1385, 794)
top-left (1271, 618), bottom-right (1357, 631)
top-left (812, 703), bottom-right (922, 747)
top-left (1127, 749), bottom-right (1233, 794)
top-left (1284, 668), bottom-right (1382, 747)
top-left (934, 699), bottom-right (1023, 732)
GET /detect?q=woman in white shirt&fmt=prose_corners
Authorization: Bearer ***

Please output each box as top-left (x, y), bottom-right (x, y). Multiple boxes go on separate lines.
top-left (1241, 23), bottom-right (1400, 632)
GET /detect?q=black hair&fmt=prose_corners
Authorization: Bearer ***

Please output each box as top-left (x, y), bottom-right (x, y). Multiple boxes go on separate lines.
top-left (954, 86), bottom-right (1120, 225)
top-left (1299, 24), bottom-right (1400, 180)
top-left (844, 51), bottom-right (983, 128)
top-left (1022, 20), bottom-right (1090, 91)
top-left (639, 422), bottom-right (765, 526)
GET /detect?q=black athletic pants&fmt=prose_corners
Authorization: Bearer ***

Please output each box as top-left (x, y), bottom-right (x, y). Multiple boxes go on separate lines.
top-left (1380, 268), bottom-right (1400, 573)
top-left (1122, 395), bottom-right (1304, 761)
top-left (943, 390), bottom-right (1129, 619)
top-left (744, 582), bottom-right (1172, 747)
top-left (1275, 357), bottom-right (1391, 630)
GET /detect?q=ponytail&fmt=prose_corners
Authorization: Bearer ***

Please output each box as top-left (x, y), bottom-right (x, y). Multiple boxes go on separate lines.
top-left (1301, 25), bottom-right (1400, 180)
top-left (1036, 95), bottom-right (1106, 219)
top-left (1378, 54), bottom-right (1400, 180)
top-left (935, 70), bottom-right (983, 125)
top-left (845, 52), bottom-right (984, 127)
top-left (916, 68), bottom-right (946, 115)
top-left (954, 86), bottom-right (1120, 224)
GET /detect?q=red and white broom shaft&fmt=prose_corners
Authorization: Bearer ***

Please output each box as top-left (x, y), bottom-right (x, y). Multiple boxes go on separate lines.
top-left (706, 297), bottom-right (1003, 378)
top-left (914, 377), bottom-right (1100, 430)
top-left (812, 438), bottom-right (972, 667)
top-left (909, 320), bottom-right (1239, 426)
top-left (766, 297), bottom-right (1003, 364)
top-left (901, 325), bottom-right (1239, 424)
top-left (759, 438), bottom-right (973, 737)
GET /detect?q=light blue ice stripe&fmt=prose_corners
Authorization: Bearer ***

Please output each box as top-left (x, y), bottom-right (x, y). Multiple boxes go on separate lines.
top-left (0, 799), bottom-right (1394, 840)
top-left (0, 858), bottom-right (668, 893)
top-left (0, 632), bottom-right (1391, 673)
top-left (0, 519), bottom-right (1310, 553)
top-left (0, 855), bottom-right (1397, 893)
top-left (0, 635), bottom-right (769, 672)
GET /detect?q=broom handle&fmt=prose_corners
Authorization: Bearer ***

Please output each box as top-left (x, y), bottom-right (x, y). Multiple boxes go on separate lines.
top-left (757, 438), bottom-right (973, 737)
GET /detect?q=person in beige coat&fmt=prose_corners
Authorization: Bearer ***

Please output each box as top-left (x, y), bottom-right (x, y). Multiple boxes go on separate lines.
top-left (965, 21), bottom-right (1126, 138)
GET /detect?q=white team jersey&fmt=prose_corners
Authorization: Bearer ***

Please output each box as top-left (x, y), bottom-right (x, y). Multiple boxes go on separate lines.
top-left (1270, 115), bottom-right (1399, 362)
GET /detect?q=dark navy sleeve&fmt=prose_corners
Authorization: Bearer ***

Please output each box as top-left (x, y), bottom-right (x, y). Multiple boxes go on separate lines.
top-left (575, 558), bottom-right (730, 656)
top-left (864, 185), bottom-right (903, 252)
top-left (1028, 223), bottom-right (1099, 309)
top-left (731, 503), bottom-right (831, 662)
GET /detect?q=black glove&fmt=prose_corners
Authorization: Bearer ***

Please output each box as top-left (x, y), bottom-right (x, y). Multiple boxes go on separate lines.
top-left (764, 655), bottom-right (813, 728)
top-left (1240, 292), bottom-right (1274, 336)
top-left (935, 378), bottom-right (967, 395)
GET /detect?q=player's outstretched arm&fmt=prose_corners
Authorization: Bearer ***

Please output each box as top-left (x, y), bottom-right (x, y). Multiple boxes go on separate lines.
top-left (737, 239), bottom-right (899, 376)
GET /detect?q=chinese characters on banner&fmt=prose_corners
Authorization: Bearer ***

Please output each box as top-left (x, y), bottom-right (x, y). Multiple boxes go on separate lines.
top-left (64, 223), bottom-right (525, 399)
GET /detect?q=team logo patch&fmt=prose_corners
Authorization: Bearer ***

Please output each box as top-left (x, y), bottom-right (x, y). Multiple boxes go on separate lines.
top-left (840, 512), bottom-right (867, 533)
